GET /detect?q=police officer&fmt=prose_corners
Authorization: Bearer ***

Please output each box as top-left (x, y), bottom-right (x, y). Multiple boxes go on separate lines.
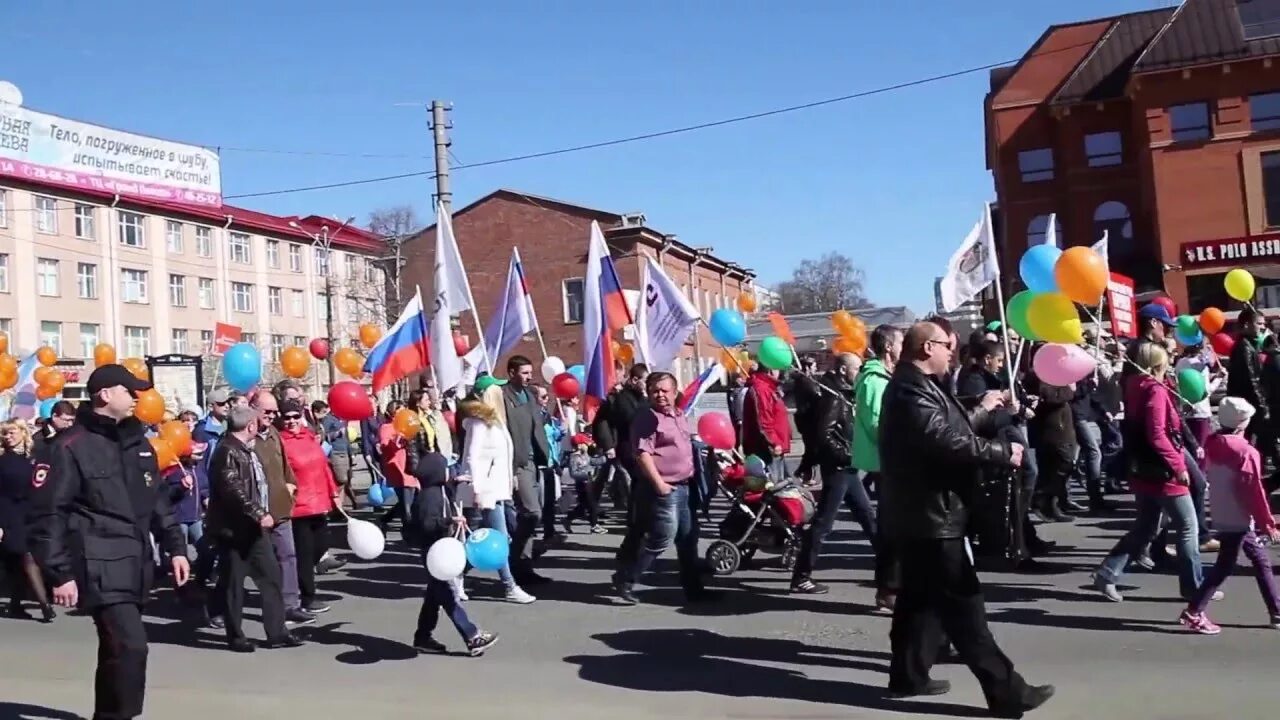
top-left (28, 364), bottom-right (190, 720)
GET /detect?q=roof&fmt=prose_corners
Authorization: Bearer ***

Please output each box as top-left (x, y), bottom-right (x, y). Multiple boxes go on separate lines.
top-left (1053, 7), bottom-right (1179, 104)
top-left (989, 19), bottom-right (1116, 109)
top-left (745, 307), bottom-right (917, 341)
top-left (1133, 0), bottom-right (1280, 73)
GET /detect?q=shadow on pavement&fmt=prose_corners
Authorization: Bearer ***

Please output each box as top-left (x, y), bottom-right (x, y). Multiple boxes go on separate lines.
top-left (302, 621), bottom-right (420, 664)
top-left (0, 702), bottom-right (85, 720)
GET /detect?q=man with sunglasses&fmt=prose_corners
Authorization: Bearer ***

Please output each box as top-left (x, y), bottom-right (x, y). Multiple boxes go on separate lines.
top-left (194, 389), bottom-right (233, 481)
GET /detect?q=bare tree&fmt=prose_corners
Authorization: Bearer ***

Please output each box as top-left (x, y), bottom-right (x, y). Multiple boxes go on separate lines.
top-left (776, 251), bottom-right (870, 314)
top-left (368, 205), bottom-right (421, 240)
top-left (366, 205), bottom-right (423, 323)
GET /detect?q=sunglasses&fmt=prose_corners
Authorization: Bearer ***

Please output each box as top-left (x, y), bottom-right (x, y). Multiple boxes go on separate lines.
top-left (261, 409), bottom-right (279, 416)
top-left (212, 400), bottom-right (229, 407)
top-left (283, 414), bottom-right (303, 421)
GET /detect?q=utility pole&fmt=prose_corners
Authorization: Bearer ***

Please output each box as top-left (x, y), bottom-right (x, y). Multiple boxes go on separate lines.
top-left (430, 100), bottom-right (452, 214)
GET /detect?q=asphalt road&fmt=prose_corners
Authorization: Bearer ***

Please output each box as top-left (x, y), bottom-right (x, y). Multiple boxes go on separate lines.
top-left (3, 489), bottom-right (1280, 720)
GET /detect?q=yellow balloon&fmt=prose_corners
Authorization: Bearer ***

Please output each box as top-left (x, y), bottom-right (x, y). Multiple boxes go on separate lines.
top-left (1225, 268), bottom-right (1256, 302)
top-left (1026, 292), bottom-right (1083, 344)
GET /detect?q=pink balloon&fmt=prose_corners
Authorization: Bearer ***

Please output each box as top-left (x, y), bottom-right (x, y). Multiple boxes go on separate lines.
top-left (1032, 343), bottom-right (1097, 386)
top-left (696, 411), bottom-right (736, 451)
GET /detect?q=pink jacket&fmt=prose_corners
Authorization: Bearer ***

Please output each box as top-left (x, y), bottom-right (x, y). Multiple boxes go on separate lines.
top-left (1124, 374), bottom-right (1188, 497)
top-left (1204, 432), bottom-right (1274, 534)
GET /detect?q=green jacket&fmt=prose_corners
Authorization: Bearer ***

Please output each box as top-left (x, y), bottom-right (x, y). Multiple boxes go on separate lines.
top-left (851, 359), bottom-right (892, 472)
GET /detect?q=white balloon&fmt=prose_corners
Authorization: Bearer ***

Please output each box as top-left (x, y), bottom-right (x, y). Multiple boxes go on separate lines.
top-left (425, 536), bottom-right (467, 580)
top-left (541, 356), bottom-right (567, 383)
top-left (346, 518), bottom-right (386, 560)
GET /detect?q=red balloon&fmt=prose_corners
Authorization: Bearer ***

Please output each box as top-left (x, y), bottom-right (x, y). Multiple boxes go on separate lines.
top-left (1150, 295), bottom-right (1177, 318)
top-left (551, 372), bottom-right (580, 400)
top-left (327, 380), bottom-right (373, 421)
top-left (452, 334), bottom-right (469, 357)
top-left (696, 411), bottom-right (736, 451)
top-left (309, 338), bottom-right (330, 361)
top-left (1210, 332), bottom-right (1236, 357)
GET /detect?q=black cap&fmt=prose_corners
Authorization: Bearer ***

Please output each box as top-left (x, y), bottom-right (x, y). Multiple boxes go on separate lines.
top-left (279, 399), bottom-right (306, 417)
top-left (86, 364), bottom-right (152, 395)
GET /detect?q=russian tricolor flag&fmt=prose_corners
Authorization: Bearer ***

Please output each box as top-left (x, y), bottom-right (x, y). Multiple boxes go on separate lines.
top-left (582, 221), bottom-right (633, 413)
top-left (678, 363), bottom-right (723, 416)
top-left (363, 287), bottom-right (431, 393)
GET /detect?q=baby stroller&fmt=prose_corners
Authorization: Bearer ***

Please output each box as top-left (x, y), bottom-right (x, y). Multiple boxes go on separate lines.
top-left (704, 459), bottom-right (816, 575)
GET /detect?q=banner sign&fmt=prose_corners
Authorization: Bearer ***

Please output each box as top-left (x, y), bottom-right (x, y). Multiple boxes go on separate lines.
top-left (0, 106), bottom-right (222, 208)
top-left (211, 323), bottom-right (241, 356)
top-left (1180, 232), bottom-right (1280, 270)
top-left (1106, 272), bottom-right (1137, 339)
top-left (146, 354), bottom-right (204, 416)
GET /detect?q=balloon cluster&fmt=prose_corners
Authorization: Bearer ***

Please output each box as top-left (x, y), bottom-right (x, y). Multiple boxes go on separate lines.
top-left (31, 346), bottom-right (67, 400)
top-left (709, 307), bottom-right (793, 374)
top-left (1007, 244), bottom-right (1110, 386)
top-left (830, 310), bottom-right (867, 355)
top-left (148, 420), bottom-right (192, 471)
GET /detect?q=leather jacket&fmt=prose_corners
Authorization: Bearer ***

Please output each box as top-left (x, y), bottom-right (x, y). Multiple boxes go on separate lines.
top-left (813, 371), bottom-right (856, 468)
top-left (879, 363), bottom-right (1014, 541)
top-left (205, 433), bottom-right (269, 540)
top-left (1227, 336), bottom-right (1270, 421)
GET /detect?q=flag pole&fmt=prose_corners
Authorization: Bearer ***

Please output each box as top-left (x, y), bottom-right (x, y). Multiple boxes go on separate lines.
top-left (986, 202), bottom-right (1018, 401)
top-left (513, 246), bottom-right (550, 362)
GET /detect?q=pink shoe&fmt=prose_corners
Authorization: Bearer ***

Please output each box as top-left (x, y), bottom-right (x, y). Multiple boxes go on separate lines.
top-left (1179, 610), bottom-right (1221, 635)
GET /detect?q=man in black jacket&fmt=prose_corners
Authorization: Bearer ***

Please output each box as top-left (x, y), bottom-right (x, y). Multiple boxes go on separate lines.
top-left (503, 355), bottom-right (553, 584)
top-left (28, 364), bottom-right (191, 720)
top-left (879, 323), bottom-right (1053, 717)
top-left (593, 365), bottom-right (650, 515)
top-left (789, 353), bottom-right (876, 594)
top-left (1228, 307), bottom-right (1278, 467)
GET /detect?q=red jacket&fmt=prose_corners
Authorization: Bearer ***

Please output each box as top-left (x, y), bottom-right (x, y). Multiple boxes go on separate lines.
top-left (742, 371), bottom-right (792, 458)
top-left (279, 426), bottom-right (338, 517)
top-left (1125, 373), bottom-right (1189, 497)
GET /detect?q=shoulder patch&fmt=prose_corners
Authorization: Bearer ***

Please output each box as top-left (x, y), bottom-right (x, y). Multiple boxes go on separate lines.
top-left (32, 463), bottom-right (50, 489)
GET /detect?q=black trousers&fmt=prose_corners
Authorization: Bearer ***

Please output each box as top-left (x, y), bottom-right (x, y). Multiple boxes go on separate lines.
top-left (889, 538), bottom-right (1028, 711)
top-left (291, 514), bottom-right (328, 604)
top-left (1033, 443), bottom-right (1075, 511)
top-left (219, 532), bottom-right (288, 642)
top-left (92, 602), bottom-right (148, 720)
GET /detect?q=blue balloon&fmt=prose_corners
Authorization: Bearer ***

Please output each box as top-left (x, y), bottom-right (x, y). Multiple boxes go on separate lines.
top-left (366, 483), bottom-right (385, 507)
top-left (38, 398), bottom-right (57, 419)
top-left (708, 308), bottom-right (747, 347)
top-left (222, 342), bottom-right (262, 392)
top-left (464, 527), bottom-right (509, 572)
top-left (1019, 244), bottom-right (1063, 293)
top-left (567, 364), bottom-right (586, 386)
top-left (1176, 328), bottom-right (1205, 347)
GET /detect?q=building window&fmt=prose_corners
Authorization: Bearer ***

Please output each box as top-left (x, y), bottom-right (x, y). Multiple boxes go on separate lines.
top-left (242, 332), bottom-right (257, 347)
top-left (563, 278), bottom-right (585, 324)
top-left (166, 221), bottom-right (183, 253)
top-left (36, 258), bottom-right (59, 296)
top-left (291, 289), bottom-right (305, 317)
top-left (118, 211), bottom-right (146, 247)
top-left (0, 190), bottom-right (6, 227)
top-left (229, 232), bottom-right (252, 264)
top-left (35, 196), bottom-right (57, 234)
top-left (1238, 0), bottom-right (1280, 40)
top-left (168, 274), bottom-right (187, 307)
top-left (231, 281), bottom-right (254, 313)
top-left (1252, 91), bottom-right (1280, 133)
top-left (1018, 148), bottom-right (1054, 182)
top-left (124, 326), bottom-right (150, 357)
top-left (77, 262), bottom-right (98, 299)
top-left (1170, 102), bottom-right (1211, 142)
top-left (315, 248), bottom-right (330, 275)
top-left (288, 244), bottom-right (302, 272)
top-left (270, 334), bottom-right (286, 361)
top-left (1264, 151), bottom-right (1280, 228)
top-left (344, 254), bottom-right (357, 280)
top-left (1085, 131), bottom-right (1123, 167)
top-left (121, 268), bottom-right (149, 304)
top-left (365, 260), bottom-right (378, 284)
top-left (200, 330), bottom-right (214, 353)
top-left (293, 335), bottom-right (307, 347)
top-left (195, 226), bottom-right (212, 257)
top-left (0, 254), bottom-right (7, 292)
top-left (40, 321), bottom-right (61, 355)
top-left (79, 323), bottom-right (99, 358)
top-left (266, 240), bottom-right (280, 268)
top-left (198, 277), bottom-right (215, 309)
top-left (268, 286), bottom-right (283, 315)
top-left (316, 294), bottom-right (329, 321)
top-left (1094, 201), bottom-right (1134, 254)
top-left (171, 329), bottom-right (189, 354)
top-left (75, 204), bottom-right (95, 240)
top-left (1027, 215), bottom-right (1062, 247)
top-left (0, 319), bottom-right (10, 340)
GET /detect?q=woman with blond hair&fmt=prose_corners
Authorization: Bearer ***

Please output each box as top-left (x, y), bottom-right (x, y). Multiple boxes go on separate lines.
top-left (0, 419), bottom-right (54, 622)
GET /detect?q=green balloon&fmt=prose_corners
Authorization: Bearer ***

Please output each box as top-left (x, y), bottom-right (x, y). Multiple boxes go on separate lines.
top-left (1006, 290), bottom-right (1040, 341)
top-left (757, 336), bottom-right (794, 370)
top-left (1176, 367), bottom-right (1207, 403)
top-left (1175, 314), bottom-right (1199, 337)
top-left (985, 321), bottom-right (1002, 333)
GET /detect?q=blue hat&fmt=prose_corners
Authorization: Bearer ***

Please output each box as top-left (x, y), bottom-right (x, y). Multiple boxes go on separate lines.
top-left (1138, 303), bottom-right (1176, 327)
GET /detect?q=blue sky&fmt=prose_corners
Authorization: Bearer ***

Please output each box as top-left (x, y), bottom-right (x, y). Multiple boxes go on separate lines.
top-left (2, 0), bottom-right (1163, 313)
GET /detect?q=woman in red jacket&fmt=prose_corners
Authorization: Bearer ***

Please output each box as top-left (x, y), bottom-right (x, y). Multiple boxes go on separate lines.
top-left (278, 400), bottom-right (340, 615)
top-left (742, 368), bottom-right (793, 480)
top-left (378, 401), bottom-right (419, 532)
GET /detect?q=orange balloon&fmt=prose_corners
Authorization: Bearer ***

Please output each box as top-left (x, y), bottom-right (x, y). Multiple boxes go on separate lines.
top-left (1199, 307), bottom-right (1226, 335)
top-left (831, 310), bottom-right (857, 336)
top-left (33, 367), bottom-right (53, 386)
top-left (0, 334), bottom-right (7, 355)
top-left (0, 354), bottom-right (15, 374)
top-left (833, 334), bottom-right (866, 355)
top-left (0, 366), bottom-right (16, 391)
top-left (122, 357), bottom-right (149, 381)
top-left (134, 388), bottom-right (166, 425)
top-left (1054, 246), bottom-right (1109, 306)
top-left (333, 347), bottom-right (364, 377)
top-left (36, 346), bottom-right (57, 367)
top-left (616, 342), bottom-right (635, 365)
top-left (280, 346), bottom-right (310, 379)
top-left (719, 347), bottom-right (744, 373)
top-left (159, 420), bottom-right (193, 456)
top-left (358, 324), bottom-right (382, 349)
top-left (149, 436), bottom-right (179, 470)
top-left (737, 292), bottom-right (758, 313)
top-left (42, 370), bottom-right (66, 393)
top-left (35, 385), bottom-right (57, 400)
top-left (392, 407), bottom-right (421, 438)
top-left (94, 343), bottom-right (117, 366)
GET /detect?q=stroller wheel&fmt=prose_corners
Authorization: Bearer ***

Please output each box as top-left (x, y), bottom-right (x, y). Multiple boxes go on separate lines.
top-left (780, 542), bottom-right (800, 571)
top-left (705, 540), bottom-right (742, 576)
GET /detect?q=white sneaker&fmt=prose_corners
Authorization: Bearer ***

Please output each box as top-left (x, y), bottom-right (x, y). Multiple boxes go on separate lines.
top-left (505, 587), bottom-right (537, 604)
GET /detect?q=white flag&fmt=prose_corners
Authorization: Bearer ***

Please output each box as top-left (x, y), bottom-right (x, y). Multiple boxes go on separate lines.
top-left (1041, 212), bottom-right (1060, 248)
top-left (464, 249), bottom-right (539, 373)
top-left (635, 255), bottom-right (701, 371)
top-left (1092, 229), bottom-right (1109, 270)
top-left (430, 203), bottom-right (478, 394)
top-left (938, 205), bottom-right (1000, 312)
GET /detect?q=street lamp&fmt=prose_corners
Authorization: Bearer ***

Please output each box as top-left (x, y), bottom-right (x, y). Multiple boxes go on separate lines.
top-left (289, 216), bottom-right (355, 388)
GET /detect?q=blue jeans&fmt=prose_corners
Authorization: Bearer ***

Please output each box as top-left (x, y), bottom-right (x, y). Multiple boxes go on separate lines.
top-left (793, 467), bottom-right (877, 581)
top-left (1074, 419), bottom-right (1103, 499)
top-left (1097, 493), bottom-right (1202, 597)
top-left (616, 483), bottom-right (701, 591)
top-left (481, 504), bottom-right (517, 590)
top-left (415, 575), bottom-right (477, 642)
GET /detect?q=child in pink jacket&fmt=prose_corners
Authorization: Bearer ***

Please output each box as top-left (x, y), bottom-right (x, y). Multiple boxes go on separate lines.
top-left (1180, 397), bottom-right (1280, 634)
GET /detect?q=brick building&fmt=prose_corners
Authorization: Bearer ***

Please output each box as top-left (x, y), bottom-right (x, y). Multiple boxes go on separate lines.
top-left (986, 0), bottom-right (1280, 314)
top-left (401, 189), bottom-right (757, 384)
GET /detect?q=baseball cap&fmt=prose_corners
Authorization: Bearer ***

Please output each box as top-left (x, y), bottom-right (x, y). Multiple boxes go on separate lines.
top-left (1138, 303), bottom-right (1176, 327)
top-left (279, 399), bottom-right (306, 417)
top-left (86, 364), bottom-right (152, 395)
top-left (1218, 396), bottom-right (1256, 430)
top-left (207, 389), bottom-right (230, 404)
top-left (473, 375), bottom-right (508, 394)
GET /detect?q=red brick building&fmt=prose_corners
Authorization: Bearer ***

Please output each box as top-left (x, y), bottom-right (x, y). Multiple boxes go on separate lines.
top-left (986, 0), bottom-right (1280, 313)
top-left (400, 189), bottom-right (757, 384)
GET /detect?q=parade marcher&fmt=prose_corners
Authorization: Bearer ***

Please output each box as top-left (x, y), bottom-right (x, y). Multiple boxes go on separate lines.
top-left (502, 355), bottom-right (553, 585)
top-left (378, 401), bottom-right (417, 533)
top-left (193, 389), bottom-right (231, 479)
top-left (853, 324), bottom-right (903, 609)
top-left (315, 400), bottom-right (358, 511)
top-left (28, 364), bottom-right (191, 720)
top-left (563, 434), bottom-right (606, 534)
top-left (205, 406), bottom-right (301, 652)
top-left (613, 372), bottom-right (717, 606)
top-left (278, 400), bottom-right (341, 615)
top-left (742, 366), bottom-right (792, 481)
top-left (535, 385), bottom-right (566, 542)
top-left (594, 364), bottom-right (650, 516)
top-left (0, 419), bottom-right (54, 622)
top-left (33, 400), bottom-right (76, 459)
top-left (1025, 373), bottom-right (1078, 523)
top-left (878, 323), bottom-right (1053, 716)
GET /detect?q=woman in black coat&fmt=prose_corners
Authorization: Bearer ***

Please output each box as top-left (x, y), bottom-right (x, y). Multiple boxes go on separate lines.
top-left (0, 419), bottom-right (54, 622)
